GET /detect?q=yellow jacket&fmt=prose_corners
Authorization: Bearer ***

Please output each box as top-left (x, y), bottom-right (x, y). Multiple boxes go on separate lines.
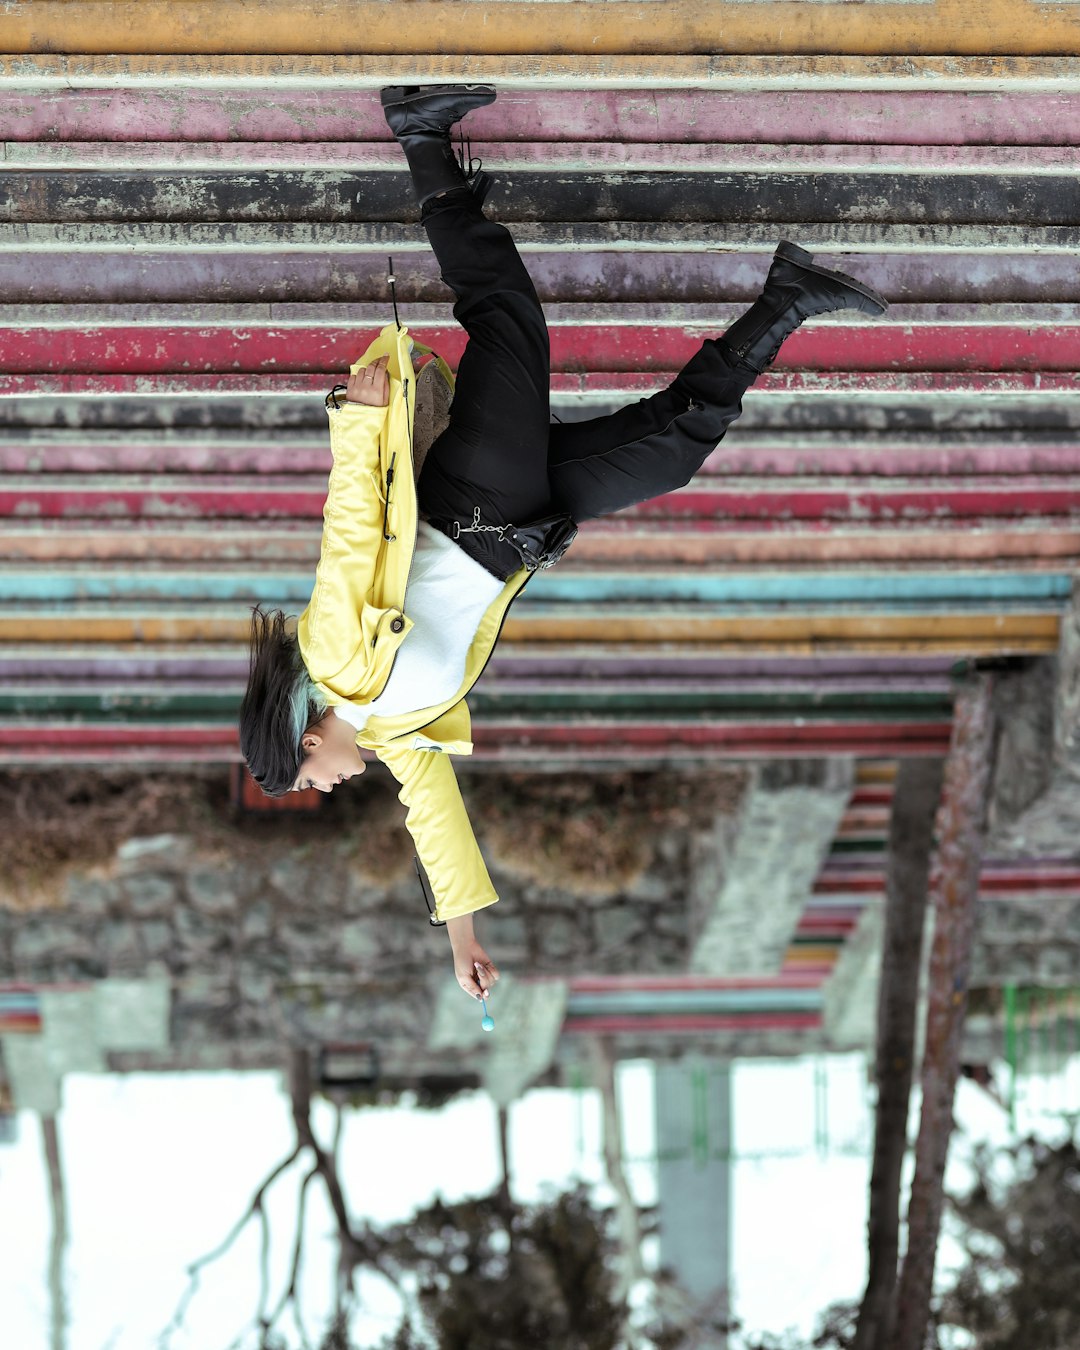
top-left (297, 323), bottom-right (530, 921)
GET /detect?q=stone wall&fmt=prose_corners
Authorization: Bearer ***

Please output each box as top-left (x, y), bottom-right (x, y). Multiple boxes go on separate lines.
top-left (0, 769), bottom-right (734, 1056)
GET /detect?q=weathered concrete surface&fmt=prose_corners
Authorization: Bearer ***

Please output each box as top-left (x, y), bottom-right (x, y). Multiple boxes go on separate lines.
top-left (991, 582), bottom-right (1080, 862)
top-left (430, 974), bottom-right (569, 1107)
top-left (0, 977), bottom-right (169, 1112)
top-left (691, 759), bottom-right (855, 977)
top-left (823, 895), bottom-right (884, 1052)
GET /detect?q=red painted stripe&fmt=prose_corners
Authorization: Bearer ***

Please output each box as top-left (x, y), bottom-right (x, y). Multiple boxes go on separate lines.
top-left (849, 787), bottom-right (895, 806)
top-left (561, 1013), bottom-right (822, 1034)
top-left (794, 918), bottom-right (859, 935)
top-left (0, 745), bottom-right (947, 766)
top-left (9, 484), bottom-right (1080, 522)
top-left (569, 974), bottom-right (824, 991)
top-left (628, 487), bottom-right (1080, 522)
top-left (0, 721), bottom-right (954, 749)
top-left (0, 725), bottom-right (239, 747)
top-left (1, 324), bottom-right (1079, 374)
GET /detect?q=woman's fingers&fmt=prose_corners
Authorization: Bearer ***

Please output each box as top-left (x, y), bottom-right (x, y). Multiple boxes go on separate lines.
top-left (344, 354), bottom-right (391, 406)
top-left (476, 959), bottom-right (500, 988)
top-left (456, 963), bottom-right (499, 1000)
top-left (472, 959), bottom-right (500, 998)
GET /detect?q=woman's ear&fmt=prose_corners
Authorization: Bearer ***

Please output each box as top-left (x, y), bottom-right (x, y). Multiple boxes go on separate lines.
top-left (301, 730), bottom-right (323, 752)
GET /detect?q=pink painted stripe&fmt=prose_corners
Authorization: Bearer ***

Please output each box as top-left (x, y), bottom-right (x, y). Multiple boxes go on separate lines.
top-left (12, 441), bottom-right (1080, 482)
top-left (4, 325), bottom-right (1080, 374)
top-left (2, 371), bottom-right (1075, 398)
top-left (5, 89), bottom-right (1078, 147)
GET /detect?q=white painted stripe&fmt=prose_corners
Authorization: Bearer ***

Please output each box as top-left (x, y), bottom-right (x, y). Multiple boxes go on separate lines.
top-left (4, 381), bottom-right (1078, 403)
top-left (5, 140), bottom-right (1076, 174)
top-left (0, 222), bottom-right (1075, 255)
top-left (1, 55), bottom-right (1079, 92)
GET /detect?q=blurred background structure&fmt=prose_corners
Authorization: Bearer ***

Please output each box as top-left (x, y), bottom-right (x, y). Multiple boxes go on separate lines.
top-left (2, 3), bottom-right (1080, 1348)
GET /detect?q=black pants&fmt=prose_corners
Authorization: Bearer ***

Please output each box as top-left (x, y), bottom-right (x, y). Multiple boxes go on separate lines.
top-left (416, 189), bottom-right (758, 580)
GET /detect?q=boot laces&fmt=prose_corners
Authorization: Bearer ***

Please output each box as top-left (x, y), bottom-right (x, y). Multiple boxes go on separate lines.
top-left (456, 129), bottom-right (484, 183)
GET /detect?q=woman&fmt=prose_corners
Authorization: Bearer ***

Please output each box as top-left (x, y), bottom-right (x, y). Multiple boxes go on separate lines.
top-left (240, 84), bottom-right (887, 1006)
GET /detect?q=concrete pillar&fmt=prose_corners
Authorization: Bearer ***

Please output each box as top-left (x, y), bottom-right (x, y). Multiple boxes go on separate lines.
top-left (654, 1057), bottom-right (732, 1344)
top-left (692, 759), bottom-right (854, 977)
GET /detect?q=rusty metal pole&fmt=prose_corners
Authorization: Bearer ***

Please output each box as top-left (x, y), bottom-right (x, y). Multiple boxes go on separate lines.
top-left (890, 674), bottom-right (998, 1350)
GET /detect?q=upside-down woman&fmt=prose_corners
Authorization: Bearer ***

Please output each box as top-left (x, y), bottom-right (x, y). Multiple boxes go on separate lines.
top-left (240, 84), bottom-right (888, 1006)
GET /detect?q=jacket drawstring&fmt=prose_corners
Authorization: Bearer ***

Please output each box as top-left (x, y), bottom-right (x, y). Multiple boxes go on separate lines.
top-left (388, 256), bottom-right (402, 332)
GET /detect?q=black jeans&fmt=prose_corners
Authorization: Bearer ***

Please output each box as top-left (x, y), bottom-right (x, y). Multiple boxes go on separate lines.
top-left (416, 189), bottom-right (758, 580)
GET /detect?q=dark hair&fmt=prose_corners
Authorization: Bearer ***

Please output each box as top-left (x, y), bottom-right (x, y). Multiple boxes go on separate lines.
top-left (239, 606), bottom-right (327, 796)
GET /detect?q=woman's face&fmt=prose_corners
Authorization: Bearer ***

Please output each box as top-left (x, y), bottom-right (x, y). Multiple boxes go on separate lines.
top-left (292, 711), bottom-right (366, 793)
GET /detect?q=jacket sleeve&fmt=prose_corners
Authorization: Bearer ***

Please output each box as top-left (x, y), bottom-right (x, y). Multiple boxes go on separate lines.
top-left (375, 741), bottom-right (499, 922)
top-left (297, 401), bottom-right (389, 688)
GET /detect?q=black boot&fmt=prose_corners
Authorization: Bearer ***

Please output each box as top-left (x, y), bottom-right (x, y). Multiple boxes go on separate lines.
top-left (720, 241), bottom-right (888, 374)
top-left (381, 83), bottom-right (497, 207)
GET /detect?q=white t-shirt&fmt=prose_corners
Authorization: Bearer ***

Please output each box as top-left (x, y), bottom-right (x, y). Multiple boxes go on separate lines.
top-left (333, 521), bottom-right (505, 733)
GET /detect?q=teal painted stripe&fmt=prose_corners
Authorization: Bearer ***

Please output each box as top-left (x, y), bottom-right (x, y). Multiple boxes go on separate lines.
top-left (566, 989), bottom-right (823, 1015)
top-left (0, 570), bottom-right (1071, 606)
top-left (528, 572), bottom-right (1074, 605)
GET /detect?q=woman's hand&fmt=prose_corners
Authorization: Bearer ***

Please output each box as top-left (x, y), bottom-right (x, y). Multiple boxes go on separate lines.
top-left (345, 353), bottom-right (390, 407)
top-left (446, 914), bottom-right (500, 1001)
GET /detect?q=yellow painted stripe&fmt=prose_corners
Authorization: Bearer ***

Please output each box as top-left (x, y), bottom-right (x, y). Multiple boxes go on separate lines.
top-left (856, 761), bottom-right (899, 784)
top-left (0, 613), bottom-right (1059, 649)
top-left (502, 614), bottom-right (1060, 646)
top-left (1, 53), bottom-right (1079, 89)
top-left (4, 2), bottom-right (1080, 59)
top-left (785, 947), bottom-right (840, 966)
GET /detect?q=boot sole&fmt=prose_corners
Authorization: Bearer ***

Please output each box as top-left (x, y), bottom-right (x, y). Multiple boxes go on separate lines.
top-left (775, 239), bottom-right (888, 315)
top-left (380, 84), bottom-right (497, 110)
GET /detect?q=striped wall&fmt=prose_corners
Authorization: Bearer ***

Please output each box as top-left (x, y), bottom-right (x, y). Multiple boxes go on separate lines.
top-left (2, 17), bottom-right (1078, 768)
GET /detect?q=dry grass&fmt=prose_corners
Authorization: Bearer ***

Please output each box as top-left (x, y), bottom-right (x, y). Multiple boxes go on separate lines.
top-left (466, 768), bottom-right (747, 895)
top-left (0, 769), bottom-right (221, 910)
top-left (0, 766), bottom-right (746, 911)
top-left (0, 768), bottom-right (421, 912)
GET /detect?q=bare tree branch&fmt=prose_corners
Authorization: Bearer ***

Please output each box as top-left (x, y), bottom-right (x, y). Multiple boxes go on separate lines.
top-left (262, 1166), bottom-right (319, 1349)
top-left (588, 1035), bottom-right (646, 1302)
top-left (854, 758), bottom-right (944, 1350)
top-left (158, 1144), bottom-right (304, 1348)
top-left (41, 1115), bottom-right (69, 1350)
top-left (161, 1046), bottom-right (410, 1350)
